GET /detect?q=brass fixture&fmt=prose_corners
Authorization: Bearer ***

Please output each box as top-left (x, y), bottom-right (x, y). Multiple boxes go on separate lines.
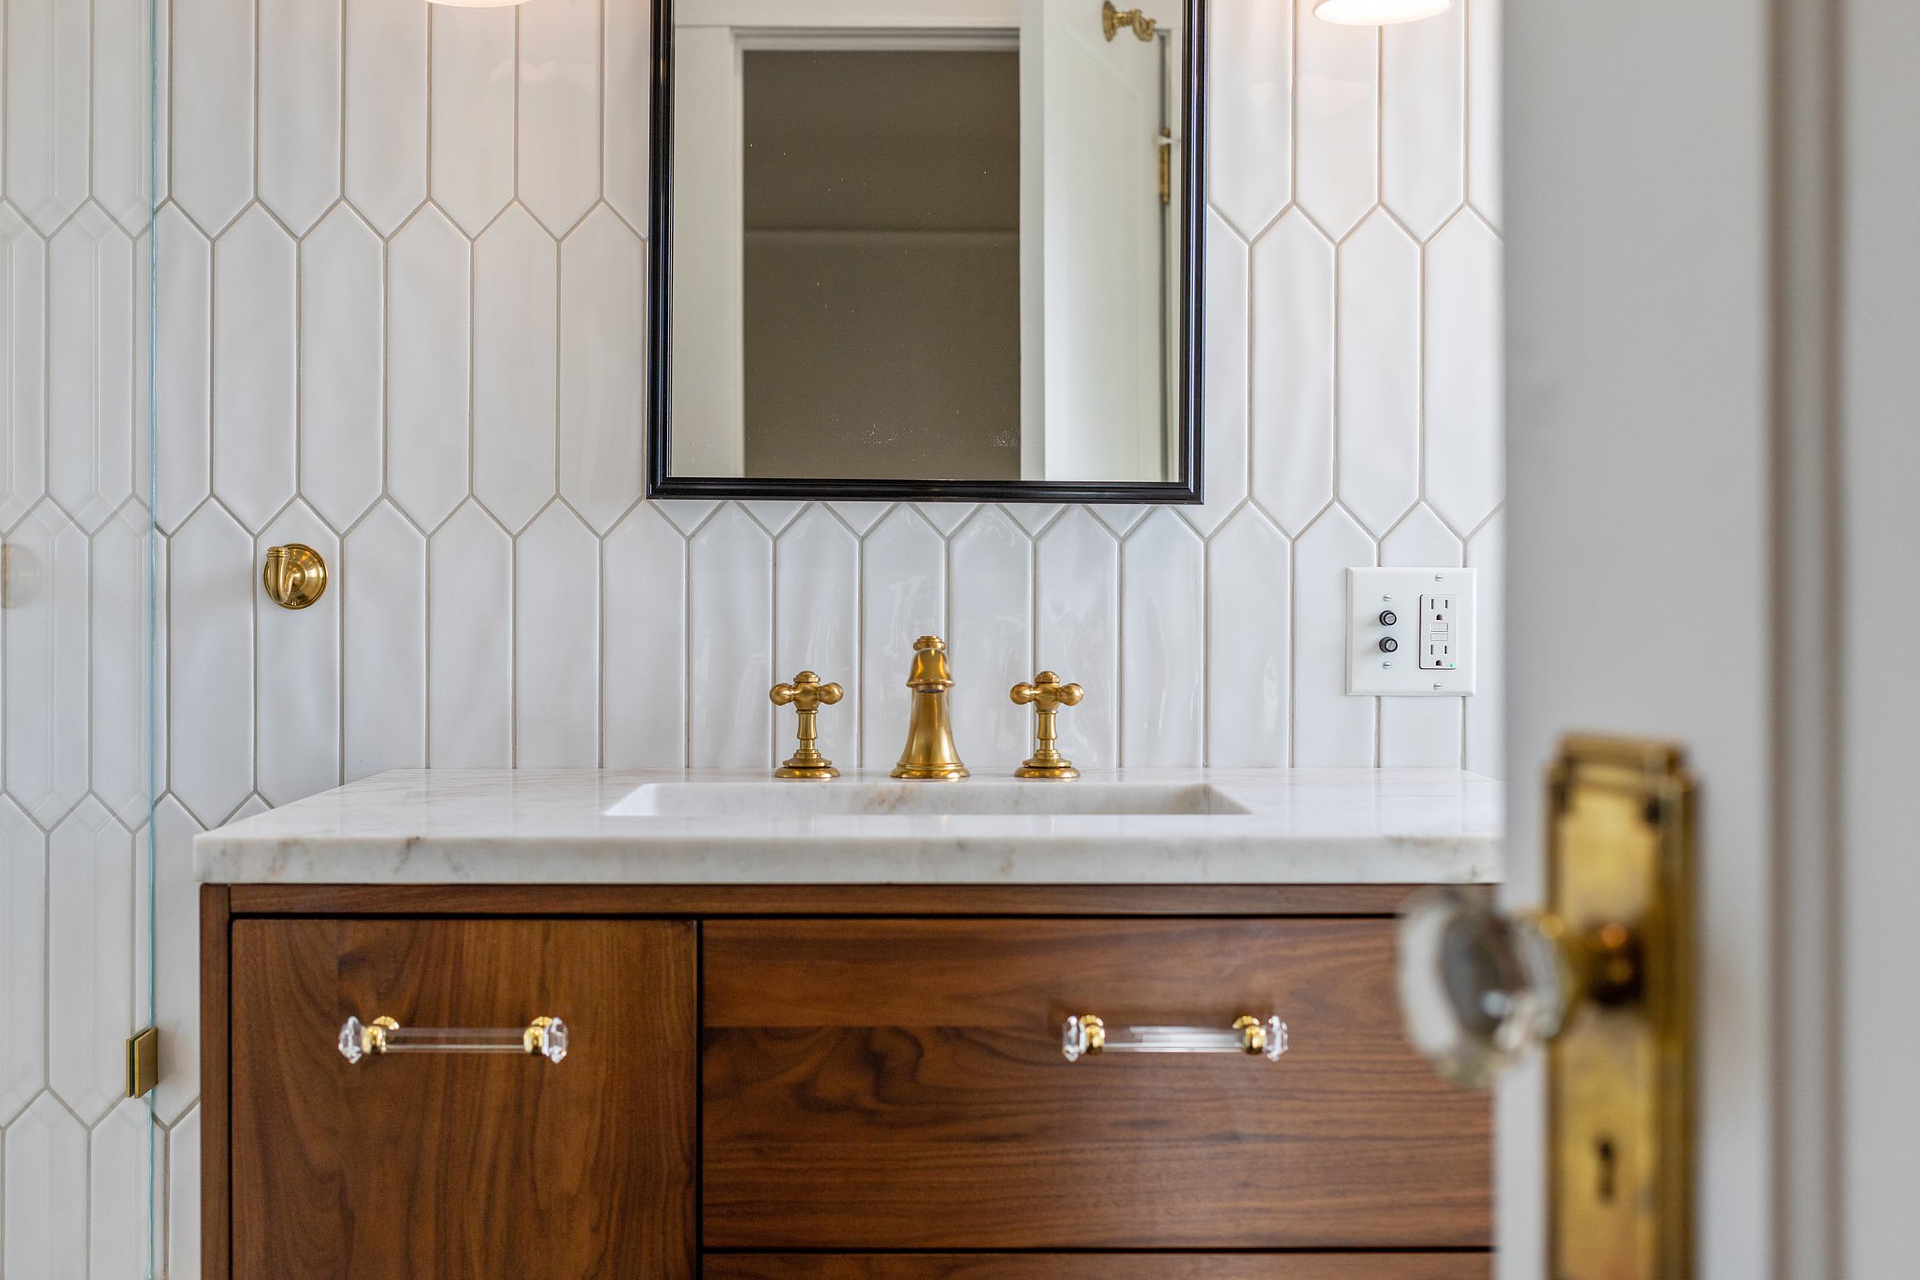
top-left (262, 543), bottom-right (327, 609)
top-left (125, 1026), bottom-right (159, 1099)
top-left (1061, 1013), bottom-right (1288, 1061)
top-left (891, 635), bottom-right (968, 779)
top-left (1102, 0), bottom-right (1157, 41)
top-left (1010, 671), bottom-right (1084, 779)
top-left (338, 1014), bottom-right (569, 1063)
top-left (770, 671), bottom-right (845, 779)
top-left (1396, 735), bottom-right (1694, 1280)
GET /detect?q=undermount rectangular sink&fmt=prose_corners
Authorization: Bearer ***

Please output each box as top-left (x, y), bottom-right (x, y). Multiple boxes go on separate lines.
top-left (606, 780), bottom-right (1251, 819)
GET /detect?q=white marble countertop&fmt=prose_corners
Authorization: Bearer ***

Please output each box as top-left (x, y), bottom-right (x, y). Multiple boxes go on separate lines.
top-left (193, 768), bottom-right (1502, 886)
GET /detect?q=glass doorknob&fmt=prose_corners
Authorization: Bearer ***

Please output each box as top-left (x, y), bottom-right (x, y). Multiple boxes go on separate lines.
top-left (1395, 886), bottom-right (1641, 1088)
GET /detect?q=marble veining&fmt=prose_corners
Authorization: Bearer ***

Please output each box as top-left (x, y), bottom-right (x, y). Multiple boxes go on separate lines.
top-left (194, 768), bottom-right (1502, 885)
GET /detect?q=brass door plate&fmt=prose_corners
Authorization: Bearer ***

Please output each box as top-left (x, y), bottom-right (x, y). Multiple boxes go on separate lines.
top-left (1547, 736), bottom-right (1694, 1280)
top-left (125, 1026), bottom-right (159, 1099)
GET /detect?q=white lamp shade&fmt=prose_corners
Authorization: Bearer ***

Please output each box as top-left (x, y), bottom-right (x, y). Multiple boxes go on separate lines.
top-left (1313, 0), bottom-right (1453, 25)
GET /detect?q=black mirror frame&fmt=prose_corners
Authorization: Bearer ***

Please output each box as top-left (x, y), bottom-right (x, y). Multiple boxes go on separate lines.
top-left (645, 0), bottom-right (1206, 505)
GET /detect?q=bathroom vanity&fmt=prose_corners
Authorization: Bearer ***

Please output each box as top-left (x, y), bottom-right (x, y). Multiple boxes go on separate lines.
top-left (197, 769), bottom-right (1499, 1279)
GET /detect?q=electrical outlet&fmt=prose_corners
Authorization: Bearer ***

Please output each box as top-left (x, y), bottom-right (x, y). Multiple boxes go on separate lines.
top-left (1346, 568), bottom-right (1476, 697)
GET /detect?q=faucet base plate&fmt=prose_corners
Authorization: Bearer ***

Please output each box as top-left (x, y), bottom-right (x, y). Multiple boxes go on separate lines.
top-left (890, 763), bottom-right (970, 780)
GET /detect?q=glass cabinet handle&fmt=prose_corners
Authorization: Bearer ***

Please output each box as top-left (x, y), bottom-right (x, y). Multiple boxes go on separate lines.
top-left (337, 1015), bottom-right (569, 1064)
top-left (1061, 1014), bottom-right (1287, 1062)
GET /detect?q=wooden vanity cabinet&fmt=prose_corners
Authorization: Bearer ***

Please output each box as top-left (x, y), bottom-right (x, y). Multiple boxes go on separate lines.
top-left (204, 885), bottom-right (1490, 1279)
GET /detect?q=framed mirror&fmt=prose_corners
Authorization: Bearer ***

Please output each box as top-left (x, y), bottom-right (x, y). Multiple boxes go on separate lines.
top-left (647, 0), bottom-right (1206, 503)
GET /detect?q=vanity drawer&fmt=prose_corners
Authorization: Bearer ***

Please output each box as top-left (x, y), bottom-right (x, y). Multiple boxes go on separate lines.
top-left (704, 1255), bottom-right (1490, 1279)
top-left (228, 918), bottom-right (696, 1280)
top-left (702, 918), bottom-right (1490, 1251)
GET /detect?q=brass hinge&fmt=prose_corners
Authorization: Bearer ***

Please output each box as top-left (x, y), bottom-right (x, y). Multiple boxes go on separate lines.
top-left (1158, 129), bottom-right (1172, 204)
top-left (126, 1026), bottom-right (159, 1099)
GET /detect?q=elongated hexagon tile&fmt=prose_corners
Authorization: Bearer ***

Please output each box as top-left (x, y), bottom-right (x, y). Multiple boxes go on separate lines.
top-left (3, 1094), bottom-right (87, 1279)
top-left (1207, 506), bottom-right (1290, 766)
top-left (168, 501), bottom-right (253, 825)
top-left (1292, 506), bottom-right (1376, 766)
top-left (92, 504), bottom-right (153, 827)
top-left (518, 0), bottom-right (602, 234)
top-left (1467, 0), bottom-right (1502, 228)
top-left (4, 0), bottom-right (90, 234)
top-left (1336, 211), bottom-right (1420, 536)
top-left (688, 504), bottom-right (773, 768)
top-left (5, 501), bottom-right (89, 826)
top-left (1186, 207), bottom-right (1249, 535)
top-left (300, 205), bottom-right (384, 530)
top-left (92, 0), bottom-right (152, 233)
top-left (47, 204), bottom-right (135, 533)
top-left (1035, 507), bottom-right (1118, 767)
top-left (430, 4), bottom-right (516, 237)
top-left (171, 0), bottom-right (254, 233)
top-left (913, 503), bottom-right (978, 537)
top-left (827, 502), bottom-right (894, 537)
top-left (211, 206), bottom-right (298, 533)
top-left (948, 505), bottom-right (1033, 772)
top-left (1, 206), bottom-right (48, 531)
top-left (1002, 503), bottom-right (1063, 537)
top-left (48, 798), bottom-right (134, 1123)
top-left (604, 0), bottom-right (652, 227)
top-left (1121, 510), bottom-right (1206, 766)
top-left (1294, 7), bottom-right (1376, 239)
top-left (256, 504), bottom-right (342, 805)
top-left (90, 1098), bottom-right (155, 1279)
top-left (386, 208), bottom-right (472, 531)
top-left (343, 502), bottom-right (427, 779)
top-left (774, 505), bottom-right (860, 766)
top-left (259, 0), bottom-right (343, 234)
top-left (1466, 507), bottom-right (1504, 777)
top-left (1380, 504), bottom-right (1464, 767)
top-left (150, 797), bottom-right (203, 1124)
top-left (515, 504), bottom-right (600, 767)
top-left (560, 206), bottom-right (646, 532)
top-left (168, 1105), bottom-right (202, 1280)
top-left (860, 506), bottom-right (946, 770)
top-left (0, 799), bottom-right (46, 1124)
top-left (429, 501), bottom-right (513, 768)
top-left (603, 503), bottom-right (688, 769)
top-left (653, 500), bottom-right (720, 537)
top-left (475, 208), bottom-right (559, 533)
top-left (744, 501), bottom-right (806, 536)
top-left (343, 0), bottom-right (428, 235)
top-left (1207, 0), bottom-right (1291, 237)
top-left (1382, 0), bottom-right (1466, 242)
top-left (1250, 210), bottom-right (1335, 535)
top-left (154, 203), bottom-right (211, 533)
top-left (1424, 209), bottom-right (1505, 533)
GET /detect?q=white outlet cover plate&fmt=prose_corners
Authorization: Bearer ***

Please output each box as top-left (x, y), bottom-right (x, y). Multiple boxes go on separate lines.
top-left (1346, 567), bottom-right (1477, 696)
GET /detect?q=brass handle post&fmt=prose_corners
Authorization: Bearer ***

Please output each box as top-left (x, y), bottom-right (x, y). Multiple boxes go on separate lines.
top-left (771, 671), bottom-right (844, 778)
top-left (1011, 671), bottom-right (1084, 779)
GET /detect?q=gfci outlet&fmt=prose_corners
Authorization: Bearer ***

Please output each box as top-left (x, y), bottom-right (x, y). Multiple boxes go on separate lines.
top-left (1346, 568), bottom-right (1477, 697)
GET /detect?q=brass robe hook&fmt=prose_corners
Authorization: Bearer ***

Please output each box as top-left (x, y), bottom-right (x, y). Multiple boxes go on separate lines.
top-left (262, 544), bottom-right (328, 610)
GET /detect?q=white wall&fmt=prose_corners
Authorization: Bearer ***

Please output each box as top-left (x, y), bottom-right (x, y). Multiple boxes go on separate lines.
top-left (0, 0), bottom-right (1503, 1273)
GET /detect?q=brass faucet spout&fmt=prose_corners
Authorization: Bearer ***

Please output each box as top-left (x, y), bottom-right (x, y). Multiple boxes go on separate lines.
top-left (892, 636), bottom-right (968, 779)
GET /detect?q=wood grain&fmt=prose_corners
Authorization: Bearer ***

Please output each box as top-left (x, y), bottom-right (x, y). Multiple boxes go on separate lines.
top-left (227, 883), bottom-right (1443, 919)
top-left (200, 885), bottom-right (231, 1280)
top-left (703, 919), bottom-right (1490, 1251)
top-left (703, 1255), bottom-right (1492, 1280)
top-left (229, 918), bottom-right (696, 1279)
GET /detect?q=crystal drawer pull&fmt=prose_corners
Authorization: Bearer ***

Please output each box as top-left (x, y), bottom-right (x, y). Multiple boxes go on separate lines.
top-left (337, 1015), bottom-right (569, 1064)
top-left (1062, 1014), bottom-right (1287, 1062)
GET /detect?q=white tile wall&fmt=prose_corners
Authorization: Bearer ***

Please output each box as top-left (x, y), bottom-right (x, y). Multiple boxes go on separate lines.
top-left (0, 0), bottom-right (1504, 1271)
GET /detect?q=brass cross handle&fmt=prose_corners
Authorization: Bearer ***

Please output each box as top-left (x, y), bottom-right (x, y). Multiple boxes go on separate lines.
top-left (1011, 671), bottom-right (1084, 779)
top-left (770, 671), bottom-right (844, 779)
